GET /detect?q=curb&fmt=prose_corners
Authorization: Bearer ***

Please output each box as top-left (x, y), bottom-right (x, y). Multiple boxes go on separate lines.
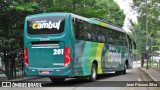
top-left (139, 67), bottom-right (156, 81)
top-left (139, 68), bottom-right (160, 87)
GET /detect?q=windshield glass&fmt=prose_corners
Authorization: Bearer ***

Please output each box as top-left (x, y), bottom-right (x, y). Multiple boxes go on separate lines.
top-left (27, 16), bottom-right (65, 34)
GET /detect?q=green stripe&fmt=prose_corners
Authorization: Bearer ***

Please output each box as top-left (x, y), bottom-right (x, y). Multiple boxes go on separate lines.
top-left (82, 41), bottom-right (92, 75)
top-left (82, 42), bottom-right (99, 75)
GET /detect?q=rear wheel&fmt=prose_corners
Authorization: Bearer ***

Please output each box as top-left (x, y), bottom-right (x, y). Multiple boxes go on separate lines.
top-left (115, 71), bottom-right (122, 75)
top-left (50, 77), bottom-right (65, 83)
top-left (89, 63), bottom-right (97, 82)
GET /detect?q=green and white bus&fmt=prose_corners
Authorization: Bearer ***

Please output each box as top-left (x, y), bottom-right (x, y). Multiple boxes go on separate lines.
top-left (24, 13), bottom-right (135, 82)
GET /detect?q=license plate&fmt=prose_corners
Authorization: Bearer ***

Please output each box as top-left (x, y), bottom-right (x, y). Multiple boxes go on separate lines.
top-left (41, 71), bottom-right (50, 74)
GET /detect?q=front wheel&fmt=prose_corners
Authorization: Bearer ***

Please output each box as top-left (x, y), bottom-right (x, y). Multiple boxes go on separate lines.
top-left (122, 64), bottom-right (127, 74)
top-left (89, 63), bottom-right (97, 82)
top-left (115, 65), bottom-right (127, 75)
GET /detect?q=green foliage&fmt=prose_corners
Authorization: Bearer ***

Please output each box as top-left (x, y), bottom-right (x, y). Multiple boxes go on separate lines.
top-left (13, 2), bottom-right (38, 12)
top-left (35, 0), bottom-right (125, 26)
top-left (157, 39), bottom-right (160, 49)
top-left (0, 0), bottom-right (38, 54)
top-left (129, 22), bottom-right (146, 54)
top-left (130, 0), bottom-right (160, 54)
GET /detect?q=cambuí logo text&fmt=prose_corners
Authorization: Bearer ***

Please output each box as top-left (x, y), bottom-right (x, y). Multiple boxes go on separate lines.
top-left (32, 20), bottom-right (62, 30)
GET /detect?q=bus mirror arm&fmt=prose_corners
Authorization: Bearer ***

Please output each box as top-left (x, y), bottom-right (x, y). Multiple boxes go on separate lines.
top-left (133, 42), bottom-right (136, 49)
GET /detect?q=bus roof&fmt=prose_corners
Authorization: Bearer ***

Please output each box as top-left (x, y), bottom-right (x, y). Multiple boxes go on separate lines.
top-left (26, 12), bottom-right (127, 33)
top-left (71, 13), bottom-right (126, 33)
top-left (25, 12), bottom-right (68, 19)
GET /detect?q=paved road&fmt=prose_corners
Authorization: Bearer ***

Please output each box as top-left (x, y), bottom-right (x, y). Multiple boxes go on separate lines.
top-left (40, 62), bottom-right (159, 90)
top-left (1, 62), bottom-right (160, 90)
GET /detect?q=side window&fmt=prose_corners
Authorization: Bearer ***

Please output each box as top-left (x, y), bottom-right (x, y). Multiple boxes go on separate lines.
top-left (108, 30), bottom-right (114, 44)
top-left (122, 33), bottom-right (127, 46)
top-left (91, 25), bottom-right (98, 42)
top-left (113, 31), bottom-right (118, 45)
top-left (73, 18), bottom-right (92, 41)
top-left (105, 28), bottom-right (109, 43)
top-left (99, 27), bottom-right (106, 43)
top-left (101, 28), bottom-right (105, 43)
top-left (84, 22), bottom-right (92, 41)
top-left (73, 18), bottom-right (80, 39)
top-left (81, 21), bottom-right (87, 40)
top-left (119, 32), bottom-right (126, 46)
top-left (73, 18), bottom-right (86, 40)
top-left (73, 18), bottom-right (127, 46)
top-left (73, 18), bottom-right (78, 38)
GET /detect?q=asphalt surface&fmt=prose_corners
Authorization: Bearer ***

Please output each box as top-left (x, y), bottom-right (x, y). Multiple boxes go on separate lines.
top-left (1, 62), bottom-right (160, 90)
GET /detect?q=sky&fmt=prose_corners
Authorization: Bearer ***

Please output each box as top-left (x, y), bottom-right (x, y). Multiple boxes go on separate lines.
top-left (114, 0), bottom-right (138, 32)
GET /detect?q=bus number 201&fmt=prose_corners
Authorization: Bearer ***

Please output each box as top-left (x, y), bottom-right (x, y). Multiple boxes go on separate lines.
top-left (53, 49), bottom-right (64, 55)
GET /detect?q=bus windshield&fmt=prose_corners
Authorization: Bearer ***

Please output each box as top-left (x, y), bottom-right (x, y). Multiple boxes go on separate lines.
top-left (27, 16), bottom-right (65, 35)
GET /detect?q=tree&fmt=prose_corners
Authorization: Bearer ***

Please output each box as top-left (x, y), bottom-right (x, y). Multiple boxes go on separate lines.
top-left (0, 0), bottom-right (38, 79)
top-left (130, 0), bottom-right (160, 54)
top-left (36, 0), bottom-right (125, 26)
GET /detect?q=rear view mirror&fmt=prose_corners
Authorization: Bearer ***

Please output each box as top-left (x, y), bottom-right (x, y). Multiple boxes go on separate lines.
top-left (133, 41), bottom-right (136, 49)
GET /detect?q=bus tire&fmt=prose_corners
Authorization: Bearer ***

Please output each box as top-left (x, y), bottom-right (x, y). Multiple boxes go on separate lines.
top-left (115, 71), bottom-right (121, 75)
top-left (122, 64), bottom-right (127, 74)
top-left (89, 63), bottom-right (97, 82)
top-left (50, 77), bottom-right (65, 83)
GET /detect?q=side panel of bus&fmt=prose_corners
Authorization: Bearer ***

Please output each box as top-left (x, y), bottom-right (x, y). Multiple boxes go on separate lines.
top-left (74, 41), bottom-right (129, 76)
top-left (101, 44), bottom-right (129, 72)
top-left (72, 17), bottom-right (129, 76)
top-left (74, 41), bottom-right (104, 76)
